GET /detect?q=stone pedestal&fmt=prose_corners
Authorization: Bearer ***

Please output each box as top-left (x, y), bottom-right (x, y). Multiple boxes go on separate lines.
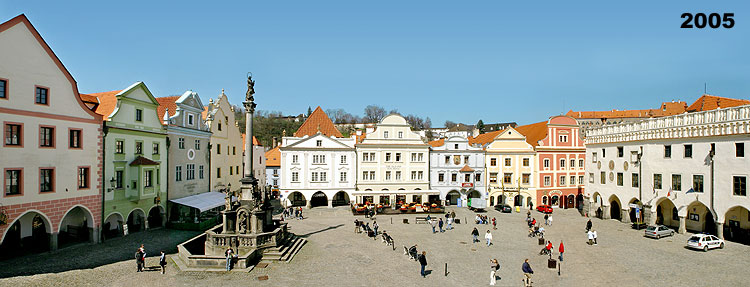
top-left (621, 209), bottom-right (631, 223)
top-left (678, 216), bottom-right (687, 234)
top-left (251, 210), bottom-right (265, 233)
top-left (223, 210), bottom-right (237, 233)
top-left (716, 222), bottom-right (724, 239)
top-left (602, 205), bottom-right (611, 220)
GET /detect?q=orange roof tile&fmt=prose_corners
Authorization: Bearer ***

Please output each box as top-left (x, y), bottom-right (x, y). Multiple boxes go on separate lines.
top-left (129, 156), bottom-right (159, 166)
top-left (468, 129), bottom-right (504, 146)
top-left (156, 96), bottom-right (180, 122)
top-left (201, 106), bottom-right (209, 120)
top-left (428, 138), bottom-right (444, 147)
top-left (241, 134), bottom-right (261, 151)
top-left (566, 101), bottom-right (688, 119)
top-left (356, 133), bottom-right (366, 143)
top-left (79, 93), bottom-right (98, 104)
top-left (88, 90), bottom-right (122, 120)
top-left (686, 94), bottom-right (750, 112)
top-left (294, 106), bottom-right (342, 138)
top-left (515, 121), bottom-right (548, 147)
top-left (264, 145), bottom-right (280, 167)
top-left (459, 165), bottom-right (474, 172)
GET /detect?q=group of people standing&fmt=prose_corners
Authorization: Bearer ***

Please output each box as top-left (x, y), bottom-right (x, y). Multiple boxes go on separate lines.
top-left (586, 219), bottom-right (598, 245)
top-left (282, 206), bottom-right (304, 220)
top-left (134, 244), bottom-right (167, 274)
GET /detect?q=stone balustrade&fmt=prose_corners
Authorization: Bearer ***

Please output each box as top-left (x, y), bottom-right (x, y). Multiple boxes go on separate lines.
top-left (585, 105), bottom-right (750, 144)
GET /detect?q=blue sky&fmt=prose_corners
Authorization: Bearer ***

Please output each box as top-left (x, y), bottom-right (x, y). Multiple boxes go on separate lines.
top-left (2, 1), bottom-right (748, 126)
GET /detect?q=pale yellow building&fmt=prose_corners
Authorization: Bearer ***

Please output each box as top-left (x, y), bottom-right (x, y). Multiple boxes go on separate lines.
top-left (203, 91), bottom-right (243, 193)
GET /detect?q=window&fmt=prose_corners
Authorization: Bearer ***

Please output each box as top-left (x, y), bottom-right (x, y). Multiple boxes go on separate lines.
top-left (438, 173), bottom-right (444, 182)
top-left (560, 176), bottom-right (566, 186)
top-left (340, 172), bottom-right (347, 182)
top-left (195, 139), bottom-right (200, 150)
top-left (617, 146), bottom-right (624, 157)
top-left (78, 167), bottom-right (90, 189)
top-left (654, 174), bottom-right (662, 189)
top-left (385, 153), bottom-right (392, 161)
top-left (684, 144), bottom-right (692, 158)
top-left (135, 142), bottom-right (143, 154)
top-left (216, 167), bottom-right (221, 178)
top-left (35, 87), bottom-right (49, 105)
top-left (218, 122), bottom-right (222, 131)
top-left (464, 156), bottom-right (469, 164)
top-left (4, 123), bottom-right (22, 146)
top-left (560, 159), bottom-right (566, 168)
top-left (199, 165), bottom-right (204, 179)
top-left (451, 173), bottom-right (457, 182)
top-left (386, 171), bottom-right (392, 180)
top-left (589, 173), bottom-right (594, 183)
top-left (313, 155), bottom-right (325, 164)
top-left (734, 176), bottom-right (747, 196)
top-left (693, 175), bottom-right (703, 193)
top-left (233, 146), bottom-right (236, 155)
top-left (464, 174), bottom-right (471, 182)
top-left (570, 176), bottom-right (576, 185)
top-left (341, 155), bottom-right (347, 164)
top-left (570, 159), bottom-right (575, 168)
top-left (175, 166), bottom-right (182, 181)
top-left (40, 168), bottom-right (53, 192)
top-left (544, 176), bottom-right (551, 186)
top-left (398, 131), bottom-right (403, 138)
top-left (69, 129), bottom-right (82, 148)
top-left (229, 166), bottom-right (233, 175)
top-left (445, 156), bottom-right (451, 164)
top-left (418, 171), bottom-right (424, 180)
top-left (600, 172), bottom-right (606, 184)
top-left (504, 158), bottom-right (511, 167)
top-left (135, 109), bottom-right (143, 122)
top-left (543, 159), bottom-right (550, 168)
top-left (601, 148), bottom-right (606, 158)
top-left (559, 135), bottom-right (568, 142)
top-left (395, 153), bottom-right (401, 162)
top-left (187, 164), bottom-right (195, 180)
top-left (490, 173), bottom-right (497, 183)
top-left (579, 159), bottom-right (584, 168)
top-left (115, 170), bottom-right (123, 188)
top-left (592, 152), bottom-right (597, 162)
top-left (522, 173), bottom-right (530, 184)
top-left (671, 174), bottom-right (681, 191)
top-left (0, 79), bottom-right (6, 98)
top-left (292, 154), bottom-right (299, 163)
top-left (503, 173), bottom-right (512, 184)
top-left (737, 143), bottom-right (745, 157)
top-left (273, 169), bottom-right (278, 176)
top-left (395, 171), bottom-right (401, 180)
top-left (632, 173), bottom-right (639, 188)
top-left (616, 173), bottom-right (623, 186)
top-left (217, 144), bottom-right (221, 154)
top-left (311, 172), bottom-right (319, 182)
top-left (5, 169), bottom-right (22, 195)
top-left (664, 145), bottom-right (671, 158)
top-left (384, 131), bottom-right (389, 138)
top-left (144, 170), bottom-right (153, 187)
top-left (273, 179), bottom-right (278, 186)
top-left (39, 126), bottom-right (54, 147)
top-left (475, 173), bottom-right (481, 182)
top-left (292, 172), bottom-right (299, 182)
top-left (153, 143), bottom-right (159, 155)
top-left (523, 158), bottom-right (530, 167)
top-left (578, 175), bottom-right (584, 184)
top-left (316, 140), bottom-right (322, 147)
top-left (115, 140), bottom-right (124, 154)
top-left (490, 158), bottom-right (497, 166)
top-left (178, 138), bottom-right (185, 149)
top-left (411, 171), bottom-right (418, 181)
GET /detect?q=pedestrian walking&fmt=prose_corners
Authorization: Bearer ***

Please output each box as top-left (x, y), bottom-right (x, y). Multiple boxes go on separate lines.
top-left (451, 211), bottom-right (456, 220)
top-left (354, 219), bottom-right (360, 233)
top-left (298, 207), bottom-right (303, 220)
top-left (522, 259), bottom-right (534, 287)
top-left (430, 219), bottom-right (437, 233)
top-left (472, 227), bottom-right (479, 243)
top-left (438, 218), bottom-right (444, 232)
top-left (492, 217), bottom-right (497, 230)
top-left (490, 259), bottom-right (500, 285)
top-left (593, 229), bottom-right (598, 245)
top-left (159, 251), bottom-right (167, 274)
top-left (447, 214), bottom-right (453, 230)
top-left (586, 219), bottom-right (592, 232)
top-left (587, 230), bottom-right (594, 245)
top-left (135, 248), bottom-right (144, 272)
top-left (485, 230), bottom-right (493, 247)
top-left (418, 251), bottom-right (428, 278)
top-left (544, 214), bottom-right (549, 225)
top-left (548, 215), bottom-right (553, 226)
top-left (225, 247), bottom-right (234, 271)
top-left (526, 210), bottom-right (531, 219)
top-left (373, 221), bottom-right (379, 236)
top-left (559, 241), bottom-right (565, 262)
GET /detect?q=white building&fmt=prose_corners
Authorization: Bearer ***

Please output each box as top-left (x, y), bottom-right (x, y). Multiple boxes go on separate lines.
top-left (428, 136), bottom-right (486, 207)
top-left (584, 103), bottom-right (750, 240)
top-left (355, 114), bottom-right (435, 205)
top-left (280, 107), bottom-right (356, 208)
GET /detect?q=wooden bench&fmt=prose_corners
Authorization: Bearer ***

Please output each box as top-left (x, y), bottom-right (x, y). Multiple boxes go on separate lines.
top-left (415, 217), bottom-right (430, 224)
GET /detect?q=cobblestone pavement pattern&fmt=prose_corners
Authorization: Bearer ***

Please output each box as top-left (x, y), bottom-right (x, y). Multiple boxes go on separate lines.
top-left (0, 207), bottom-right (746, 286)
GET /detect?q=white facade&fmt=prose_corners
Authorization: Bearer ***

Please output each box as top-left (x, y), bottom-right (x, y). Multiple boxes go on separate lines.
top-left (429, 136), bottom-right (486, 207)
top-left (204, 92), bottom-right (243, 193)
top-left (584, 104), bottom-right (750, 240)
top-left (280, 133), bottom-right (356, 208)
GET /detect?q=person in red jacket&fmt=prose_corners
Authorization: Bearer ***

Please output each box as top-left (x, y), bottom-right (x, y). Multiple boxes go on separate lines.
top-left (559, 241), bottom-right (565, 261)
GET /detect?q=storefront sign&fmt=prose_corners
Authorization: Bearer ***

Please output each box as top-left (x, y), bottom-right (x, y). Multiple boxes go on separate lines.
top-left (462, 183), bottom-right (473, 187)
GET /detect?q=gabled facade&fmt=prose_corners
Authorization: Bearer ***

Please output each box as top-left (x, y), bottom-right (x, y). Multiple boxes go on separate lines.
top-left (481, 127), bottom-right (537, 208)
top-left (280, 107), bottom-right (355, 208)
top-left (157, 92), bottom-right (211, 223)
top-left (91, 82), bottom-right (167, 237)
top-left (0, 14), bottom-right (103, 252)
top-left (265, 145), bottom-right (281, 196)
top-left (428, 136), bottom-right (486, 207)
top-left (204, 91), bottom-right (243, 193)
top-left (355, 114), bottom-right (434, 205)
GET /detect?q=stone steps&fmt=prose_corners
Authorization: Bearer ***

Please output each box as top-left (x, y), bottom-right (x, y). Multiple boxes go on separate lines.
top-left (262, 235), bottom-right (306, 263)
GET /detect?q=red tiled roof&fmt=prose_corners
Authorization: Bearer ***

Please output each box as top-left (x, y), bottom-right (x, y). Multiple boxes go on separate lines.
top-left (129, 156), bottom-right (159, 166)
top-left (459, 165), bottom-right (474, 172)
top-left (428, 138), bottom-right (444, 147)
top-left (88, 90), bottom-right (122, 120)
top-left (79, 93), bottom-right (98, 104)
top-left (566, 101), bottom-right (687, 119)
top-left (264, 145), bottom-right (280, 167)
top-left (201, 106), bottom-right (209, 120)
top-left (686, 94), bottom-right (750, 112)
top-left (241, 134), bottom-right (261, 151)
top-left (468, 129), bottom-right (504, 146)
top-left (515, 121), bottom-right (548, 147)
top-left (294, 106), bottom-right (342, 138)
top-left (156, 96), bottom-right (179, 122)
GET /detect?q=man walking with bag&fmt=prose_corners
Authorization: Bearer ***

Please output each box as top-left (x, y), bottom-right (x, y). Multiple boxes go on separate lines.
top-left (418, 251), bottom-right (428, 278)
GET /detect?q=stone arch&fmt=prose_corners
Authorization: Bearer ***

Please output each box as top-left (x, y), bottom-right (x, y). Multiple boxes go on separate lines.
top-left (654, 197), bottom-right (679, 229)
top-left (527, 196), bottom-right (533, 208)
top-left (541, 195), bottom-right (548, 205)
top-left (103, 212), bottom-right (124, 239)
top-left (446, 190), bottom-right (460, 206)
top-left (686, 200), bottom-right (715, 234)
top-left (565, 194), bottom-right (576, 209)
top-left (0, 210), bottom-right (53, 255)
top-left (609, 194), bottom-right (622, 220)
top-left (310, 191), bottom-right (328, 208)
top-left (288, 191), bottom-right (307, 207)
top-left (627, 198), bottom-right (640, 223)
top-left (58, 205), bottom-right (95, 247)
top-left (514, 194), bottom-right (523, 207)
top-left (332, 191), bottom-right (350, 207)
top-left (468, 189), bottom-right (481, 199)
top-left (147, 205), bottom-right (166, 229)
top-left (126, 208), bottom-right (146, 233)
top-left (724, 205), bottom-right (750, 243)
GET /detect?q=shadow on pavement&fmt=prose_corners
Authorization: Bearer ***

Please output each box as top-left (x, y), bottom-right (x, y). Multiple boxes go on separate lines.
top-left (298, 224), bottom-right (345, 238)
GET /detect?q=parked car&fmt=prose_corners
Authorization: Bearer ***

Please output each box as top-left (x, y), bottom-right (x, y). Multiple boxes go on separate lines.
top-left (536, 205), bottom-right (553, 214)
top-left (644, 225), bottom-right (674, 239)
top-left (686, 234), bottom-right (724, 252)
top-left (494, 204), bottom-right (512, 213)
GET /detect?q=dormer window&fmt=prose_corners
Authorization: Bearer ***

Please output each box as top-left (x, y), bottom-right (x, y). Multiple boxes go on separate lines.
top-left (188, 114), bottom-right (194, 126)
top-left (384, 131), bottom-right (389, 138)
top-left (316, 140), bottom-right (322, 147)
top-left (398, 131), bottom-right (403, 138)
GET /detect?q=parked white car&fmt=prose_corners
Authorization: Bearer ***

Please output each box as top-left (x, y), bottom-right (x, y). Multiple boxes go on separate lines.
top-left (686, 234), bottom-right (724, 252)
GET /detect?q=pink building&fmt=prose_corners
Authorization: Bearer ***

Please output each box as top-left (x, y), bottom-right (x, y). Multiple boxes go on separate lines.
top-left (517, 116), bottom-right (586, 209)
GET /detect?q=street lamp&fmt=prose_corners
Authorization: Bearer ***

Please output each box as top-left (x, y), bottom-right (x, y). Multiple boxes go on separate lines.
top-left (108, 177), bottom-right (116, 192)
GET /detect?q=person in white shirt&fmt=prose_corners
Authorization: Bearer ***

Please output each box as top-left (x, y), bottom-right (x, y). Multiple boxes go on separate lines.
top-left (587, 230), bottom-right (594, 245)
top-left (485, 230), bottom-right (493, 246)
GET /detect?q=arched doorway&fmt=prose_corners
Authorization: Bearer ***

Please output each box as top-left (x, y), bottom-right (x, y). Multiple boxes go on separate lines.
top-left (103, 213), bottom-right (124, 239)
top-left (288, 192), bottom-right (307, 207)
top-left (489, 196), bottom-right (494, 206)
top-left (310, 191), bottom-right (328, 208)
top-left (686, 201), bottom-right (715, 235)
top-left (576, 194), bottom-right (584, 210)
top-left (724, 206), bottom-right (750, 244)
top-left (127, 209), bottom-right (146, 233)
top-left (542, 196), bottom-right (548, 205)
top-left (628, 198), bottom-right (640, 223)
top-left (467, 190), bottom-right (481, 207)
top-left (609, 195), bottom-right (621, 220)
top-left (0, 211), bottom-right (52, 258)
top-left (655, 198), bottom-right (678, 228)
top-left (513, 194), bottom-right (522, 207)
top-left (550, 195), bottom-right (559, 207)
top-left (446, 190), bottom-right (460, 205)
top-left (332, 191), bottom-right (350, 207)
top-left (147, 205), bottom-right (165, 229)
top-left (526, 196), bottom-right (532, 208)
top-left (59, 206), bottom-right (94, 247)
top-left (566, 195), bottom-right (575, 209)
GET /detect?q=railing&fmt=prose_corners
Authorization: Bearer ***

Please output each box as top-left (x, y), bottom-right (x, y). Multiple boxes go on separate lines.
top-left (585, 105), bottom-right (750, 144)
top-left (205, 225), bottom-right (286, 249)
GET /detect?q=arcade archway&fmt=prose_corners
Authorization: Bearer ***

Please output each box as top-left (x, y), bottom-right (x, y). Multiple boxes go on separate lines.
top-left (147, 205), bottom-right (165, 229)
top-left (655, 197), bottom-right (678, 229)
top-left (288, 192), bottom-right (307, 207)
top-left (724, 206), bottom-right (750, 244)
top-left (609, 195), bottom-right (622, 221)
top-left (310, 191), bottom-right (328, 208)
top-left (103, 213), bottom-right (124, 239)
top-left (332, 191), bottom-right (350, 206)
top-left (0, 211), bottom-right (52, 258)
top-left (126, 209), bottom-right (146, 233)
top-left (686, 201), bottom-right (715, 235)
top-left (446, 190), bottom-right (460, 205)
top-left (59, 206), bottom-right (94, 247)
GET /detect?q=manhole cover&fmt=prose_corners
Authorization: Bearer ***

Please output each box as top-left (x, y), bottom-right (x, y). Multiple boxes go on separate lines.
top-left (258, 276), bottom-right (269, 281)
top-left (257, 263), bottom-right (269, 268)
